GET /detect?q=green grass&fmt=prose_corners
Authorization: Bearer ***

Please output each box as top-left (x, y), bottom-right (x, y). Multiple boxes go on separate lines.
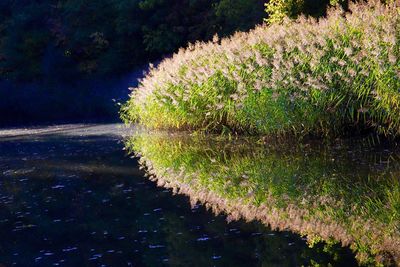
top-left (121, 2), bottom-right (399, 137)
top-left (125, 132), bottom-right (400, 266)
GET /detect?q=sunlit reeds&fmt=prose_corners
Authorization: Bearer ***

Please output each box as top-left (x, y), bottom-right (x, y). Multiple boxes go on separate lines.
top-left (122, 1), bottom-right (399, 136)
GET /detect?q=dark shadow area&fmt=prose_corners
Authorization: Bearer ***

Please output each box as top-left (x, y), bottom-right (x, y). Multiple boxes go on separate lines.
top-left (0, 69), bottom-right (145, 127)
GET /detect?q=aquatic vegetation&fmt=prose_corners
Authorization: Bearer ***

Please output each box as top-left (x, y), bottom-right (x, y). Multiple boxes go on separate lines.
top-left (126, 132), bottom-right (400, 266)
top-left (122, 1), bottom-right (400, 137)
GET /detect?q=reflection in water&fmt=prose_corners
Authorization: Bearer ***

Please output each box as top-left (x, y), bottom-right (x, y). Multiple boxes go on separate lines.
top-left (126, 132), bottom-right (400, 266)
top-left (0, 124), bottom-right (357, 266)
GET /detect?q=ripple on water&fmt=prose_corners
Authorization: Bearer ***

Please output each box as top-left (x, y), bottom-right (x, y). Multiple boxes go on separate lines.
top-left (196, 236), bottom-right (211, 242)
top-left (148, 245), bottom-right (165, 249)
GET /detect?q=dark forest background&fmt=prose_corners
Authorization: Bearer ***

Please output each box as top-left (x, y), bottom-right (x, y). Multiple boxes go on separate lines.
top-left (0, 0), bottom-right (338, 126)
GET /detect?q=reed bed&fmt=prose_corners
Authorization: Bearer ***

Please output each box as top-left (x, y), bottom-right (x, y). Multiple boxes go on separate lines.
top-left (122, 1), bottom-right (399, 136)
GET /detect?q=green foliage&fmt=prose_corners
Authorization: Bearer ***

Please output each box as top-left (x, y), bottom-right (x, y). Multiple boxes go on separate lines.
top-left (264, 0), bottom-right (305, 24)
top-left (122, 2), bottom-right (400, 138)
top-left (264, 0), bottom-right (352, 25)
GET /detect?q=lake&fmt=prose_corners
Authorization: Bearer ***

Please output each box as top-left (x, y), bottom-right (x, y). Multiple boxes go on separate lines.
top-left (0, 124), bottom-right (398, 266)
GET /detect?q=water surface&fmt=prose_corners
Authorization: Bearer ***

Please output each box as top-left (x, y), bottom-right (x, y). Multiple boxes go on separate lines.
top-left (0, 124), bottom-right (388, 266)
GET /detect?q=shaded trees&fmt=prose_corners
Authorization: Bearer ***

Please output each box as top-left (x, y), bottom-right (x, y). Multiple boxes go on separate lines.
top-left (0, 0), bottom-right (358, 82)
top-left (0, 0), bottom-right (266, 82)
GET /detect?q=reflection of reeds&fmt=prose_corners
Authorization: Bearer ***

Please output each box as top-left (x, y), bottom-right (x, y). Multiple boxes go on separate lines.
top-left (126, 132), bottom-right (400, 266)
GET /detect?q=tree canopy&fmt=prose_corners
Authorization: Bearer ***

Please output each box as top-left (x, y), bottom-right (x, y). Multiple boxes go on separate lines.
top-left (0, 0), bottom-right (266, 81)
top-left (0, 0), bottom-right (354, 82)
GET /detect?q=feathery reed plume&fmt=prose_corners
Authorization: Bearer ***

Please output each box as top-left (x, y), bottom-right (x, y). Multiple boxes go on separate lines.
top-left (121, 1), bottom-right (400, 137)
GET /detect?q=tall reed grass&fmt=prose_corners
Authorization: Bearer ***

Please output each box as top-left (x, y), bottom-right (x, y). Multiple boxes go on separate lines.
top-left (121, 1), bottom-right (399, 136)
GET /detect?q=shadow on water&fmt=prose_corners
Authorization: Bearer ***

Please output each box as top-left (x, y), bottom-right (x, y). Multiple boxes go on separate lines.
top-left (0, 124), bottom-right (359, 266)
top-left (126, 131), bottom-right (400, 266)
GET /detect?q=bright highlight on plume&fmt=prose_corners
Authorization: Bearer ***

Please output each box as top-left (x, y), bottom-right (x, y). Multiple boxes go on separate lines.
top-left (122, 1), bottom-right (399, 137)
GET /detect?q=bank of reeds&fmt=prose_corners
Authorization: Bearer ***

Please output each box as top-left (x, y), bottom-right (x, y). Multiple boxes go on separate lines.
top-left (122, 1), bottom-right (399, 136)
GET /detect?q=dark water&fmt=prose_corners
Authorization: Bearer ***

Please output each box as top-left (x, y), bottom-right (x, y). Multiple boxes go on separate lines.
top-left (0, 124), bottom-right (360, 266)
